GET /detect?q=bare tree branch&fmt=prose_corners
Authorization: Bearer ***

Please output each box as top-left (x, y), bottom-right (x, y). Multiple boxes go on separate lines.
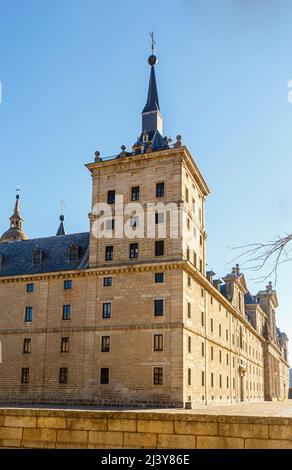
top-left (228, 233), bottom-right (292, 284)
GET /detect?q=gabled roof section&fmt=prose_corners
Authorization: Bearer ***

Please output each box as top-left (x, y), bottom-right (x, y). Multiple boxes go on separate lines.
top-left (0, 232), bottom-right (89, 277)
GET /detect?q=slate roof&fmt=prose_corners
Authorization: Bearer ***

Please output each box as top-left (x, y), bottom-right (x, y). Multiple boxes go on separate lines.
top-left (0, 232), bottom-right (89, 277)
top-left (134, 129), bottom-right (169, 152)
top-left (244, 291), bottom-right (257, 305)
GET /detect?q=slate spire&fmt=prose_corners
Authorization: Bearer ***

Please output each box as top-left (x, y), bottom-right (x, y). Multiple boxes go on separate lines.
top-left (56, 215), bottom-right (66, 236)
top-left (142, 54), bottom-right (163, 135)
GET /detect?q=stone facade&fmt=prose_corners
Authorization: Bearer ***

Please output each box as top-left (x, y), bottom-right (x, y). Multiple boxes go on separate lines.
top-left (0, 54), bottom-right (289, 408)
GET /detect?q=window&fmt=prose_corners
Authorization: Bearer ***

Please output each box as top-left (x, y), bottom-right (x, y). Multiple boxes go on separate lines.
top-left (101, 336), bottom-right (110, 352)
top-left (32, 249), bottom-right (42, 265)
top-left (156, 182), bottom-right (165, 198)
top-left (107, 190), bottom-right (115, 204)
top-left (188, 368), bottom-right (192, 386)
top-left (155, 272), bottom-right (164, 283)
top-left (61, 337), bottom-right (69, 353)
top-left (199, 259), bottom-right (203, 273)
top-left (129, 243), bottom-right (138, 259)
top-left (187, 302), bottom-right (191, 319)
top-left (186, 247), bottom-right (190, 261)
top-left (227, 376), bottom-right (229, 389)
top-left (219, 350), bottom-right (222, 363)
top-left (155, 240), bottom-right (164, 256)
top-left (226, 329), bottom-right (229, 341)
top-left (130, 216), bottom-right (139, 228)
top-left (193, 251), bottom-right (197, 267)
top-left (103, 277), bottom-right (112, 287)
top-left (102, 303), bottom-right (111, 319)
top-left (23, 338), bottom-right (31, 354)
top-left (188, 336), bottom-right (191, 353)
top-left (154, 334), bottom-right (163, 351)
top-left (69, 244), bottom-right (79, 261)
top-left (154, 299), bottom-right (164, 317)
top-left (64, 280), bottom-right (72, 290)
top-left (100, 368), bottom-right (109, 384)
top-left (153, 367), bottom-right (163, 385)
top-left (201, 311), bottom-right (204, 326)
top-left (185, 187), bottom-right (189, 203)
top-left (155, 212), bottom-right (164, 224)
top-left (200, 235), bottom-right (203, 246)
top-left (131, 186), bottom-right (140, 201)
top-left (219, 324), bottom-right (222, 337)
top-left (219, 374), bottom-right (222, 388)
top-left (201, 371), bottom-right (205, 387)
top-left (59, 367), bottom-right (68, 384)
top-left (201, 289), bottom-right (204, 297)
top-left (187, 218), bottom-right (190, 230)
top-left (105, 246), bottom-right (113, 261)
top-left (211, 372), bottom-right (214, 387)
top-left (202, 342), bottom-right (205, 357)
top-left (26, 283), bottom-right (34, 293)
top-left (210, 318), bottom-right (213, 332)
top-left (226, 353), bottom-right (229, 366)
top-left (25, 307), bottom-right (33, 322)
top-left (106, 219), bottom-right (115, 231)
top-left (62, 305), bottom-right (71, 320)
top-left (21, 368), bottom-right (29, 384)
top-left (187, 276), bottom-right (191, 287)
top-left (211, 346), bottom-right (214, 360)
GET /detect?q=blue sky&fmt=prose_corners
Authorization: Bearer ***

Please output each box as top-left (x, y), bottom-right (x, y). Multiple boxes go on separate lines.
top-left (0, 0), bottom-right (292, 356)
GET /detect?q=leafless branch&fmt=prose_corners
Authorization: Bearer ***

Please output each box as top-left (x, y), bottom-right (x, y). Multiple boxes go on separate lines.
top-left (228, 233), bottom-right (292, 284)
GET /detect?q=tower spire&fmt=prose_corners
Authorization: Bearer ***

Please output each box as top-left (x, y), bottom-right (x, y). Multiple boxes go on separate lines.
top-left (0, 193), bottom-right (28, 243)
top-left (142, 34), bottom-right (163, 135)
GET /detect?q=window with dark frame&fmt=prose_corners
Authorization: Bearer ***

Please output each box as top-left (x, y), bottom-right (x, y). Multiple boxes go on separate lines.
top-left (188, 368), bottom-right (191, 386)
top-left (155, 240), bottom-right (164, 256)
top-left (155, 213), bottom-right (164, 224)
top-left (155, 272), bottom-right (164, 283)
top-left (129, 243), bottom-right (138, 259)
top-left (64, 280), bottom-right (72, 290)
top-left (187, 302), bottom-right (191, 318)
top-left (59, 367), bottom-right (68, 384)
top-left (103, 277), bottom-right (112, 287)
top-left (62, 305), bottom-right (71, 320)
top-left (131, 186), bottom-right (140, 201)
top-left (26, 283), bottom-right (34, 293)
top-left (23, 338), bottom-right (31, 354)
top-left (61, 337), bottom-right (69, 353)
top-left (21, 368), bottom-right (29, 384)
top-left (188, 336), bottom-right (191, 353)
top-left (154, 334), bottom-right (163, 351)
top-left (100, 368), bottom-right (109, 384)
top-left (101, 336), bottom-right (110, 352)
top-left (32, 249), bottom-right (42, 265)
top-left (156, 182), bottom-right (165, 198)
top-left (25, 307), bottom-right (33, 322)
top-left (153, 367), bottom-right (163, 385)
top-left (107, 190), bottom-right (115, 204)
top-left (105, 246), bottom-right (113, 261)
top-left (102, 303), bottom-right (111, 319)
top-left (69, 245), bottom-right (79, 261)
top-left (154, 299), bottom-right (164, 316)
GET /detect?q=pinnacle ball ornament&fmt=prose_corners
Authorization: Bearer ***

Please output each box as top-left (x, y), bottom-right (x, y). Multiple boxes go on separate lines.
top-left (148, 54), bottom-right (157, 66)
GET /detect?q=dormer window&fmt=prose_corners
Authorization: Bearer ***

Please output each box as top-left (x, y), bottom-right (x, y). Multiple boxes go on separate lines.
top-left (142, 132), bottom-right (148, 143)
top-left (69, 244), bottom-right (79, 261)
top-left (32, 248), bottom-right (42, 265)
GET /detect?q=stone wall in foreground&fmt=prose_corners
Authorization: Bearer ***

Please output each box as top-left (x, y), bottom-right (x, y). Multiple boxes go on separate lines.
top-left (0, 408), bottom-right (292, 449)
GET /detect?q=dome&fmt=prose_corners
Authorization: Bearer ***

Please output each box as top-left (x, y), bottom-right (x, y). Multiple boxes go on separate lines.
top-left (0, 227), bottom-right (28, 244)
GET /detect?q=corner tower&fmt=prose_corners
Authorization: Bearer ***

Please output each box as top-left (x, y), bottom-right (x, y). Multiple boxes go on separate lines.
top-left (0, 195), bottom-right (28, 243)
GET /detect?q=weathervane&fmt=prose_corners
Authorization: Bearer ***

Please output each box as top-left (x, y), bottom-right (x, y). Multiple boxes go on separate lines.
top-left (150, 32), bottom-right (156, 55)
top-left (16, 185), bottom-right (21, 198)
top-left (60, 199), bottom-right (65, 216)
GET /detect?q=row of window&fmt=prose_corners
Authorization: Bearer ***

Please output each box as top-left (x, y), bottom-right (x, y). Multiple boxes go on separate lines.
top-left (31, 245), bottom-right (79, 266)
top-left (22, 334), bottom-right (164, 354)
top-left (20, 367), bottom-right (164, 386)
top-left (187, 370), bottom-right (263, 390)
top-left (105, 240), bottom-right (164, 261)
top-left (23, 300), bottom-right (165, 322)
top-left (25, 274), bottom-right (165, 294)
top-left (107, 183), bottom-right (165, 205)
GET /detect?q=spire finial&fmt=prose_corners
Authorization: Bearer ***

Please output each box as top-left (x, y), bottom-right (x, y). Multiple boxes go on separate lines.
top-left (148, 32), bottom-right (157, 66)
top-left (56, 200), bottom-right (66, 236)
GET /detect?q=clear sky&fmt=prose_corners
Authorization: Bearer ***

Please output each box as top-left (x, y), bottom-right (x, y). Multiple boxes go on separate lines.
top-left (0, 0), bottom-right (291, 358)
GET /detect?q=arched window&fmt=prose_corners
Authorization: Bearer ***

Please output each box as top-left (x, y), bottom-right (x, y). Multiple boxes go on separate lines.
top-left (69, 244), bottom-right (79, 262)
top-left (32, 248), bottom-right (42, 265)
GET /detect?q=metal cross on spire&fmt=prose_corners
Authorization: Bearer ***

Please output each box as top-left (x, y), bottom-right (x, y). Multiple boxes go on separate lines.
top-left (16, 185), bottom-right (21, 195)
top-left (60, 199), bottom-right (65, 216)
top-left (150, 32), bottom-right (156, 55)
